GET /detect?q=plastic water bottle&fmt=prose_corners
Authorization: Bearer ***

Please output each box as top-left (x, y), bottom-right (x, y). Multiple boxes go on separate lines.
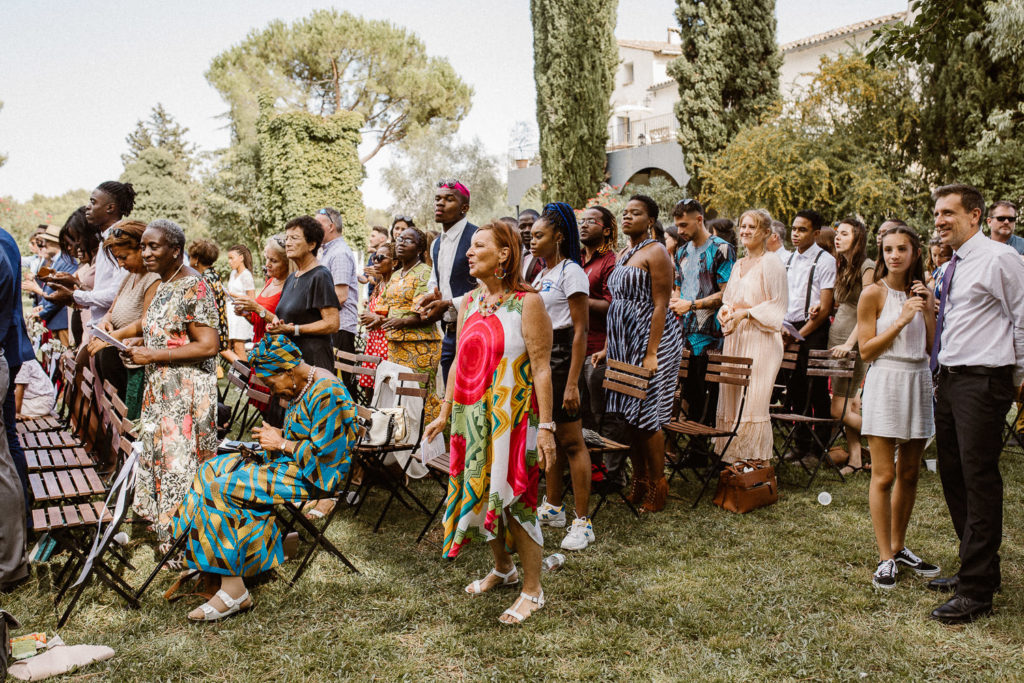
top-left (817, 491), bottom-right (832, 506)
top-left (542, 553), bottom-right (566, 572)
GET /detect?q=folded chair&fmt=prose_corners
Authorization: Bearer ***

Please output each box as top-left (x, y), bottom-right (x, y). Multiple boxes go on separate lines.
top-left (770, 349), bottom-right (856, 488)
top-left (663, 352), bottom-right (754, 506)
top-left (587, 359), bottom-right (652, 520)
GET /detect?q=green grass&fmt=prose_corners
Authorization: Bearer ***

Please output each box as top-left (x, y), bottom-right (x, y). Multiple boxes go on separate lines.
top-left (3, 444), bottom-right (1023, 682)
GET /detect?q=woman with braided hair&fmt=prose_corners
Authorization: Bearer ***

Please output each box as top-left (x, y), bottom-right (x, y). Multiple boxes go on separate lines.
top-left (530, 202), bottom-right (596, 550)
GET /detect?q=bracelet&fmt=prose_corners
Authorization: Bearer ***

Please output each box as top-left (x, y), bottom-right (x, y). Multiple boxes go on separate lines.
top-left (167, 349), bottom-right (172, 363)
top-left (293, 323), bottom-right (300, 337)
top-left (537, 421), bottom-right (556, 433)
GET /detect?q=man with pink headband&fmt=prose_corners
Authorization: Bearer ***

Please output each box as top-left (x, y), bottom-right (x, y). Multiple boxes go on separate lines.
top-left (419, 180), bottom-right (478, 384)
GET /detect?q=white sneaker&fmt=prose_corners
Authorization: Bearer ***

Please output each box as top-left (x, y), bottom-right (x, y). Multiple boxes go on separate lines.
top-left (537, 498), bottom-right (566, 528)
top-left (560, 517), bottom-right (594, 551)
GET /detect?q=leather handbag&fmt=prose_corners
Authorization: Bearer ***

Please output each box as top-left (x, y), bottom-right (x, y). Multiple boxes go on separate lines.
top-left (364, 407), bottom-right (408, 446)
top-left (712, 460), bottom-right (779, 513)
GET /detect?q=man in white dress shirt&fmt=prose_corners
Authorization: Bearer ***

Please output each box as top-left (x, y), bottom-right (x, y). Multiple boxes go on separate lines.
top-left (768, 220), bottom-right (791, 263)
top-left (927, 183), bottom-right (1024, 624)
top-left (782, 209), bottom-right (837, 459)
top-left (419, 181), bottom-right (478, 384)
top-left (43, 181), bottom-right (133, 329)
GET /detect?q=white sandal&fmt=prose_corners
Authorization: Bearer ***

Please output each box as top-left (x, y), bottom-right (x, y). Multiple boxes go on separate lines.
top-left (500, 590), bottom-right (545, 625)
top-left (465, 566), bottom-right (519, 595)
top-left (188, 589), bottom-right (253, 622)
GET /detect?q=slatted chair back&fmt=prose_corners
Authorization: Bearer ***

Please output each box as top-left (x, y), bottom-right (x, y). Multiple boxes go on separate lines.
top-left (601, 358), bottom-right (652, 402)
top-left (56, 353), bottom-right (77, 425)
top-left (335, 349), bottom-right (381, 404)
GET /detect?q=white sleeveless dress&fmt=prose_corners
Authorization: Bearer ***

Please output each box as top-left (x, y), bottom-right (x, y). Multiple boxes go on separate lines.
top-left (861, 282), bottom-right (935, 442)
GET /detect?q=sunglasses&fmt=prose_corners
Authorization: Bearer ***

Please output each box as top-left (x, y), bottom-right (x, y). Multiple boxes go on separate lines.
top-left (111, 227), bottom-right (136, 239)
top-left (393, 215), bottom-right (413, 224)
top-left (272, 236), bottom-right (286, 249)
top-left (675, 198), bottom-right (700, 212)
top-left (990, 215), bottom-right (1017, 223)
top-left (436, 179), bottom-right (462, 188)
top-left (372, 254), bottom-right (391, 263)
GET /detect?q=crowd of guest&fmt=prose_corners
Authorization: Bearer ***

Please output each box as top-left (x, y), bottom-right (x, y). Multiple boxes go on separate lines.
top-left (1, 176), bottom-right (1022, 629)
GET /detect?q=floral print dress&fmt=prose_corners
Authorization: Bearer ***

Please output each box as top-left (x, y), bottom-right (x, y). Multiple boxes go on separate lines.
top-left (441, 290), bottom-right (541, 559)
top-left (134, 274), bottom-right (220, 539)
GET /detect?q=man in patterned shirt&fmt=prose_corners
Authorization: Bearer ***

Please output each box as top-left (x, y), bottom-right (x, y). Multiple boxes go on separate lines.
top-left (668, 199), bottom-right (735, 427)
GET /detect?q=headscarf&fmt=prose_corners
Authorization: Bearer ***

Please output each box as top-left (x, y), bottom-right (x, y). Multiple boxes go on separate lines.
top-left (248, 334), bottom-right (303, 378)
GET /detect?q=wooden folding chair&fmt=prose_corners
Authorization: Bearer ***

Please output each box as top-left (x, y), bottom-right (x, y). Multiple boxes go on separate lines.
top-left (46, 441), bottom-right (140, 627)
top-left (348, 371), bottom-right (435, 532)
top-left (587, 359), bottom-right (652, 520)
top-left (662, 352), bottom-right (754, 506)
top-left (1001, 405), bottom-right (1024, 455)
top-left (335, 349), bottom-right (381, 406)
top-left (770, 349), bottom-right (856, 488)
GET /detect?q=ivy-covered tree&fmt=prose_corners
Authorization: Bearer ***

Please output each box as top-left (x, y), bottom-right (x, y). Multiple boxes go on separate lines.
top-left (120, 104), bottom-right (205, 233)
top-left (255, 94), bottom-right (367, 249)
top-left (531, 0), bottom-right (618, 206)
top-left (870, 0), bottom-right (1024, 200)
top-left (667, 0), bottom-right (781, 167)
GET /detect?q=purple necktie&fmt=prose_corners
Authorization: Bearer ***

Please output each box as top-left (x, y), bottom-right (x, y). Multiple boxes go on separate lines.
top-left (930, 253), bottom-right (959, 373)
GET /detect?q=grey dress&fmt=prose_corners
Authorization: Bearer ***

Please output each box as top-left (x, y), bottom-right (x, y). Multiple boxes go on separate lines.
top-left (0, 358), bottom-right (28, 586)
top-left (829, 259), bottom-right (874, 397)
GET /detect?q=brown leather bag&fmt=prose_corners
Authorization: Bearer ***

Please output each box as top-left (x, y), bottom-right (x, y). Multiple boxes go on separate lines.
top-left (712, 460), bottom-right (779, 513)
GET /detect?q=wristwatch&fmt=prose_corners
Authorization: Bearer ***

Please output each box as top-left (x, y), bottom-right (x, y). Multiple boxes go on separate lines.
top-left (293, 323), bottom-right (300, 336)
top-left (537, 422), bottom-right (556, 433)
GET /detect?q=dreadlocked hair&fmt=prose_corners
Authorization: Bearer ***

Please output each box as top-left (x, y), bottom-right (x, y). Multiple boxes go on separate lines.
top-left (541, 202), bottom-right (582, 265)
top-left (96, 181), bottom-right (137, 217)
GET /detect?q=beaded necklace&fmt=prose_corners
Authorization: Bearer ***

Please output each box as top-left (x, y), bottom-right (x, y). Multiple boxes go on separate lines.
top-left (476, 289), bottom-right (511, 317)
top-left (292, 366), bottom-right (316, 404)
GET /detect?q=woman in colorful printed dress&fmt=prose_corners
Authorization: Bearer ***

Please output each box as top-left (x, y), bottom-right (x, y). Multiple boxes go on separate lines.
top-left (171, 334), bottom-right (358, 621)
top-left (423, 221), bottom-right (555, 625)
top-left (380, 227), bottom-right (442, 423)
top-left (590, 195), bottom-right (682, 512)
top-left (186, 239), bottom-right (230, 361)
top-left (125, 220), bottom-right (220, 545)
top-left (715, 209), bottom-right (788, 462)
top-left (357, 242), bottom-right (395, 398)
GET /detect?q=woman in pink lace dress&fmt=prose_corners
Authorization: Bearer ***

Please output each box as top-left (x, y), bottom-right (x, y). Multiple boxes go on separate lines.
top-left (715, 209), bottom-right (788, 461)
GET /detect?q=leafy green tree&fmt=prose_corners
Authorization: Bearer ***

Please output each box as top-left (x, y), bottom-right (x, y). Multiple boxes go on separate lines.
top-left (699, 52), bottom-right (927, 228)
top-left (531, 0), bottom-right (618, 206)
top-left (667, 0), bottom-right (781, 167)
top-left (255, 94), bottom-right (367, 250)
top-left (380, 125), bottom-right (511, 229)
top-left (120, 105), bottom-right (204, 232)
top-left (870, 0), bottom-right (1024, 200)
top-left (206, 9), bottom-right (472, 163)
top-left (0, 190), bottom-right (91, 247)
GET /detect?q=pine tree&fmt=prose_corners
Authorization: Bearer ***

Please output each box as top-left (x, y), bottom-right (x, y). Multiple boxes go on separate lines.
top-left (531, 0), bottom-right (618, 206)
top-left (667, 0), bottom-right (781, 165)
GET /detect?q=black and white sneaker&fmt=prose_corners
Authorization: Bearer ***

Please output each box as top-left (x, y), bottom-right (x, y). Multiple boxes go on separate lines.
top-left (894, 547), bottom-right (940, 577)
top-left (873, 559), bottom-right (898, 589)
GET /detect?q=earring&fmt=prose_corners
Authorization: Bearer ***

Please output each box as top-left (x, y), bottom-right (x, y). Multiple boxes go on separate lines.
top-left (494, 264), bottom-right (507, 279)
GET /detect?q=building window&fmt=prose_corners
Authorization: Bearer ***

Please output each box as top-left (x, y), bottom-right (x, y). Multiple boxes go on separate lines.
top-left (623, 62), bottom-right (634, 85)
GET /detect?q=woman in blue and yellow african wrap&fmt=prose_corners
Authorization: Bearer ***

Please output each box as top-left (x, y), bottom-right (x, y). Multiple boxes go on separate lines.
top-left (171, 334), bottom-right (358, 622)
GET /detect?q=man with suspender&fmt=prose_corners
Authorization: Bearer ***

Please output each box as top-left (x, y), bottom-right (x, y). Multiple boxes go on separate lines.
top-left (782, 209), bottom-right (837, 460)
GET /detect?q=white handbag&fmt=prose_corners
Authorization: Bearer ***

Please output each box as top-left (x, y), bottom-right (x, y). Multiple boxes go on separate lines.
top-left (364, 407), bottom-right (408, 446)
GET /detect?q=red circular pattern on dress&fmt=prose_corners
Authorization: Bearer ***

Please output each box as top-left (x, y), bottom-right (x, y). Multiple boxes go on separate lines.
top-left (453, 312), bottom-right (504, 405)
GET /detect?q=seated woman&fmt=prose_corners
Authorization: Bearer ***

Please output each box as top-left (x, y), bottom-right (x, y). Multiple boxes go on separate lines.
top-left (171, 334), bottom-right (358, 621)
top-left (87, 220), bottom-right (161, 421)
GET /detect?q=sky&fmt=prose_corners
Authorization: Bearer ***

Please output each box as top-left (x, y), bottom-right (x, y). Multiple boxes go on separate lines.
top-left (0, 0), bottom-right (908, 210)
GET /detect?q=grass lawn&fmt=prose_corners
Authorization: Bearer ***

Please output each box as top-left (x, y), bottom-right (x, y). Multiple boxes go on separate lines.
top-left (3, 439), bottom-right (1023, 682)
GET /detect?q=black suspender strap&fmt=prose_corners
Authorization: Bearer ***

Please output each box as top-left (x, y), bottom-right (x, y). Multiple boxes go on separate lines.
top-left (803, 250), bottom-right (824, 320)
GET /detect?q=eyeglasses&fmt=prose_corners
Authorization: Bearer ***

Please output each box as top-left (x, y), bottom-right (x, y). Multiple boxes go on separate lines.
top-left (579, 217), bottom-right (603, 226)
top-left (396, 235), bottom-right (418, 244)
top-left (111, 227), bottom-right (132, 238)
top-left (990, 215), bottom-right (1017, 223)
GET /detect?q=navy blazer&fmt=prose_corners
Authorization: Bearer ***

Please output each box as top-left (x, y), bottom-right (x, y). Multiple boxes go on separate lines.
top-left (0, 228), bottom-right (37, 366)
top-left (431, 221), bottom-right (478, 302)
top-left (38, 251), bottom-right (78, 330)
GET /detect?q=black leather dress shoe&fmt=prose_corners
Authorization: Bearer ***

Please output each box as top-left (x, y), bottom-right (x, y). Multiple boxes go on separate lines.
top-left (929, 595), bottom-right (992, 624)
top-left (927, 576), bottom-right (959, 593)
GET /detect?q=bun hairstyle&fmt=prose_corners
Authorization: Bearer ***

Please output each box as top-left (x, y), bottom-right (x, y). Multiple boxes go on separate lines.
top-left (874, 224), bottom-right (925, 289)
top-left (229, 243), bottom-right (253, 272)
top-left (103, 219), bottom-right (147, 259)
top-left (476, 221), bottom-right (534, 293)
top-left (188, 239), bottom-right (220, 268)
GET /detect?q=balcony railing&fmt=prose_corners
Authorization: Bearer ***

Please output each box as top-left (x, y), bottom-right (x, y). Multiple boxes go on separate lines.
top-left (606, 113), bottom-right (679, 150)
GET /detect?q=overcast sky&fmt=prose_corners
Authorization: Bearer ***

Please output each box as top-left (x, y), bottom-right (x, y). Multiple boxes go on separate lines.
top-left (0, 0), bottom-right (907, 209)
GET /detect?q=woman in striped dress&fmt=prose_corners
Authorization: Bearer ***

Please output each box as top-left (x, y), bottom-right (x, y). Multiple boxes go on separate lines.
top-left (591, 195), bottom-right (682, 512)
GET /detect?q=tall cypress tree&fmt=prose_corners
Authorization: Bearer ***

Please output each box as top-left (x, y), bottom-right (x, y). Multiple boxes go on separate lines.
top-left (668, 0), bottom-right (781, 165)
top-left (531, 0), bottom-right (618, 206)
